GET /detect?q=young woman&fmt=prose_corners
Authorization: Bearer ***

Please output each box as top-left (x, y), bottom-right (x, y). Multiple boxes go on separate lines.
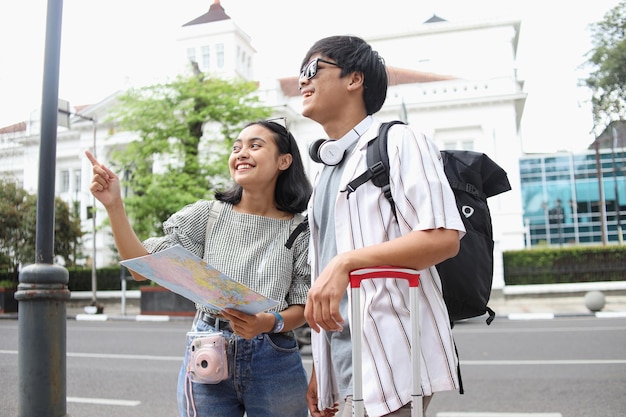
top-left (86, 119), bottom-right (312, 417)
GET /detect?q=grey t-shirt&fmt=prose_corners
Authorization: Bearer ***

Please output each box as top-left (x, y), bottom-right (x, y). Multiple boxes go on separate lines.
top-left (313, 143), bottom-right (357, 399)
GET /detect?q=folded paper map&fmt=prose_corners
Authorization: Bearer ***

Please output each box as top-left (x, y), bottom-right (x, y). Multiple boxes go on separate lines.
top-left (121, 245), bottom-right (278, 314)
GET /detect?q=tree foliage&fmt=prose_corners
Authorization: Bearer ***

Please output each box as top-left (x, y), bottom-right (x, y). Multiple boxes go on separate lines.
top-left (583, 1), bottom-right (626, 133)
top-left (0, 178), bottom-right (85, 282)
top-left (0, 179), bottom-right (35, 279)
top-left (106, 71), bottom-right (272, 240)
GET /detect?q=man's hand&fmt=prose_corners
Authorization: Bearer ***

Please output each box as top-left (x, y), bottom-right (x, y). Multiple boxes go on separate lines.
top-left (307, 367), bottom-right (338, 417)
top-left (304, 256), bottom-right (351, 333)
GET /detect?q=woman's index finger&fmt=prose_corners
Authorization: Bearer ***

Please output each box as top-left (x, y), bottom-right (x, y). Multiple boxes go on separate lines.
top-left (84, 150), bottom-right (99, 166)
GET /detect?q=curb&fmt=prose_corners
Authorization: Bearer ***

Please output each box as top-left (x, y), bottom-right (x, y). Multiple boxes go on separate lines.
top-left (506, 311), bottom-right (626, 320)
top-left (68, 311), bottom-right (626, 322)
top-left (71, 313), bottom-right (190, 322)
top-left (3, 312), bottom-right (626, 322)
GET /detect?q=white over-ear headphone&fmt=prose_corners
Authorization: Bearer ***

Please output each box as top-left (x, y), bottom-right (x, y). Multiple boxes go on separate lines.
top-left (308, 139), bottom-right (349, 165)
top-left (308, 128), bottom-right (362, 166)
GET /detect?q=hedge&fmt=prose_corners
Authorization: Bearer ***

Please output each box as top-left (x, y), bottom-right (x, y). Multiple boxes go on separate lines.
top-left (503, 245), bottom-right (626, 285)
top-left (0, 266), bottom-right (151, 291)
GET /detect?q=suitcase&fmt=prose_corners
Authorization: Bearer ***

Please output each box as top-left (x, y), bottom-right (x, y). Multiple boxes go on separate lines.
top-left (350, 266), bottom-right (423, 417)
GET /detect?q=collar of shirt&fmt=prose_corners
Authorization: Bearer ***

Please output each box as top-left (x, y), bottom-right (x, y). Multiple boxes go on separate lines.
top-left (336, 115), bottom-right (373, 145)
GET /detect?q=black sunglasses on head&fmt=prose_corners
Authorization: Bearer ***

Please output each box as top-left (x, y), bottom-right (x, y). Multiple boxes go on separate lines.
top-left (300, 58), bottom-right (341, 80)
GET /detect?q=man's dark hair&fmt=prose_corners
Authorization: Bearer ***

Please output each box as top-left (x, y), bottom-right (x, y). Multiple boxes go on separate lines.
top-left (301, 35), bottom-right (388, 115)
top-left (216, 120), bottom-right (312, 213)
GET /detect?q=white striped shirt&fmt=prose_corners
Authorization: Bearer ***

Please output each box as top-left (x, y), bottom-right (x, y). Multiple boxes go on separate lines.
top-left (310, 119), bottom-right (466, 417)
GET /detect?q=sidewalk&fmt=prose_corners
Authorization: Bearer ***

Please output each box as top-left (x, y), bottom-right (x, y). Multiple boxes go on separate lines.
top-left (486, 292), bottom-right (626, 320)
top-left (67, 284), bottom-right (626, 321)
top-left (2, 284), bottom-right (626, 321)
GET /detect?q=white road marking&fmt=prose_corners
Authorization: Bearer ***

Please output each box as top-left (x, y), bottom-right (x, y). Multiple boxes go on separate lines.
top-left (67, 351), bottom-right (182, 361)
top-left (595, 311), bottom-right (626, 318)
top-left (437, 413), bottom-right (562, 417)
top-left (461, 359), bottom-right (626, 365)
top-left (508, 313), bottom-right (555, 320)
top-left (2, 351), bottom-right (623, 366)
top-left (67, 396), bottom-right (140, 407)
top-left (75, 314), bottom-right (108, 321)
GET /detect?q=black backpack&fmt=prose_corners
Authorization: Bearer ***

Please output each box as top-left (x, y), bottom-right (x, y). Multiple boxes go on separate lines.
top-left (344, 120), bottom-right (512, 325)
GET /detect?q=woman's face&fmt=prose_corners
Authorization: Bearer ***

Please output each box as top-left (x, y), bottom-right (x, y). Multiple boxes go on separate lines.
top-left (229, 124), bottom-right (292, 188)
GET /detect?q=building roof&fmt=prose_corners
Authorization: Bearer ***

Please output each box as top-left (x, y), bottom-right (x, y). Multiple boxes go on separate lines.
top-left (0, 121), bottom-right (26, 135)
top-left (590, 120), bottom-right (626, 150)
top-left (278, 66), bottom-right (456, 97)
top-left (0, 67), bottom-right (453, 131)
top-left (424, 14), bottom-right (447, 23)
top-left (182, 0), bottom-right (230, 27)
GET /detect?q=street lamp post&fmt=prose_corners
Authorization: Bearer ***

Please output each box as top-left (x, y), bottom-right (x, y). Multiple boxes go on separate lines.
top-left (594, 140), bottom-right (609, 245)
top-left (15, 0), bottom-right (71, 416)
top-left (542, 201), bottom-right (551, 244)
top-left (78, 115), bottom-right (98, 305)
top-left (612, 127), bottom-right (623, 244)
top-left (549, 199), bottom-right (565, 246)
top-left (59, 108), bottom-right (98, 306)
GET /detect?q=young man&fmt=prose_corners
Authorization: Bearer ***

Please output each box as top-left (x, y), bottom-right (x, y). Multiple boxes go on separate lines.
top-left (300, 36), bottom-right (466, 417)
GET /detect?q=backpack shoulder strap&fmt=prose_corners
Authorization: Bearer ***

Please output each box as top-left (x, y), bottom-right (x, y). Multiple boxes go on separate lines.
top-left (205, 200), bottom-right (224, 245)
top-left (285, 214), bottom-right (308, 249)
top-left (368, 121), bottom-right (406, 215)
top-left (343, 120), bottom-right (406, 202)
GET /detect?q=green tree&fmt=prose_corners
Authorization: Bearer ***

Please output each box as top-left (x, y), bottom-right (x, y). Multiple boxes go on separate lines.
top-left (0, 179), bottom-right (84, 282)
top-left (583, 1), bottom-right (626, 133)
top-left (107, 71), bottom-right (272, 239)
top-left (54, 198), bottom-right (85, 267)
top-left (0, 179), bottom-right (36, 279)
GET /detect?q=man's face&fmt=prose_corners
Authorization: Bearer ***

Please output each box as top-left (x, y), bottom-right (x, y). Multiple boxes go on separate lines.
top-left (299, 55), bottom-right (345, 123)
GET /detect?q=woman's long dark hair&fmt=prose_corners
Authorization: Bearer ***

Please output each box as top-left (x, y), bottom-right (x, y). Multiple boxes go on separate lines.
top-left (215, 120), bottom-right (312, 214)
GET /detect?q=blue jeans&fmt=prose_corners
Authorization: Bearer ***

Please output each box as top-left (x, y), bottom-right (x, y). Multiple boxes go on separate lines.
top-left (177, 318), bottom-right (308, 417)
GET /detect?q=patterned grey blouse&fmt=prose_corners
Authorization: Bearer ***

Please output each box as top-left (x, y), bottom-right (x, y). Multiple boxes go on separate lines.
top-left (142, 200), bottom-right (310, 314)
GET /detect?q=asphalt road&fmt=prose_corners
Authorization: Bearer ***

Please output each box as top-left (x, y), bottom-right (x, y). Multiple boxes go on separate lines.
top-left (1, 316), bottom-right (625, 417)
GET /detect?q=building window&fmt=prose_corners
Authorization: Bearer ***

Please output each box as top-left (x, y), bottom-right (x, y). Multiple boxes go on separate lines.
top-left (201, 45), bottom-right (210, 70)
top-left (74, 170), bottom-right (81, 196)
top-left (60, 170), bottom-right (70, 192)
top-left (187, 47), bottom-right (196, 64)
top-left (520, 149), bottom-right (626, 247)
top-left (443, 139), bottom-right (474, 151)
top-left (216, 43), bottom-right (224, 68)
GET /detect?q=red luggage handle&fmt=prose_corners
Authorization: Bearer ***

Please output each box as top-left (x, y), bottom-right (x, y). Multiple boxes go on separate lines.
top-left (349, 266), bottom-right (420, 287)
top-left (349, 266), bottom-right (423, 417)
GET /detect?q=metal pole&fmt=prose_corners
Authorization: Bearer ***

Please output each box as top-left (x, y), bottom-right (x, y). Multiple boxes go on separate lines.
top-left (91, 119), bottom-right (98, 304)
top-left (15, 0), bottom-right (70, 416)
top-left (67, 111), bottom-right (98, 305)
top-left (568, 152), bottom-right (580, 244)
top-left (542, 202), bottom-right (551, 244)
top-left (121, 267), bottom-right (127, 316)
top-left (612, 128), bottom-right (623, 244)
top-left (595, 141), bottom-right (609, 245)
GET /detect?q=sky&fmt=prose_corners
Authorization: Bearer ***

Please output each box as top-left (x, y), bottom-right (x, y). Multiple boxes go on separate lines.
top-left (0, 0), bottom-right (622, 153)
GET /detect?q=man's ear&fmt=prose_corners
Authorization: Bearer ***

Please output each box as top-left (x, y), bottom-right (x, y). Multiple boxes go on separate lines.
top-left (279, 153), bottom-right (293, 170)
top-left (347, 72), bottom-right (364, 91)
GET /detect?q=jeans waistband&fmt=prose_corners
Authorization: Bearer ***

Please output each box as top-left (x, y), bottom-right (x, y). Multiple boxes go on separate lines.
top-left (198, 311), bottom-right (233, 332)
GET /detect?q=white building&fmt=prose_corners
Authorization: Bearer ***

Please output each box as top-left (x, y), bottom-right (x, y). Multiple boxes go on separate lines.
top-left (0, 1), bottom-right (526, 290)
